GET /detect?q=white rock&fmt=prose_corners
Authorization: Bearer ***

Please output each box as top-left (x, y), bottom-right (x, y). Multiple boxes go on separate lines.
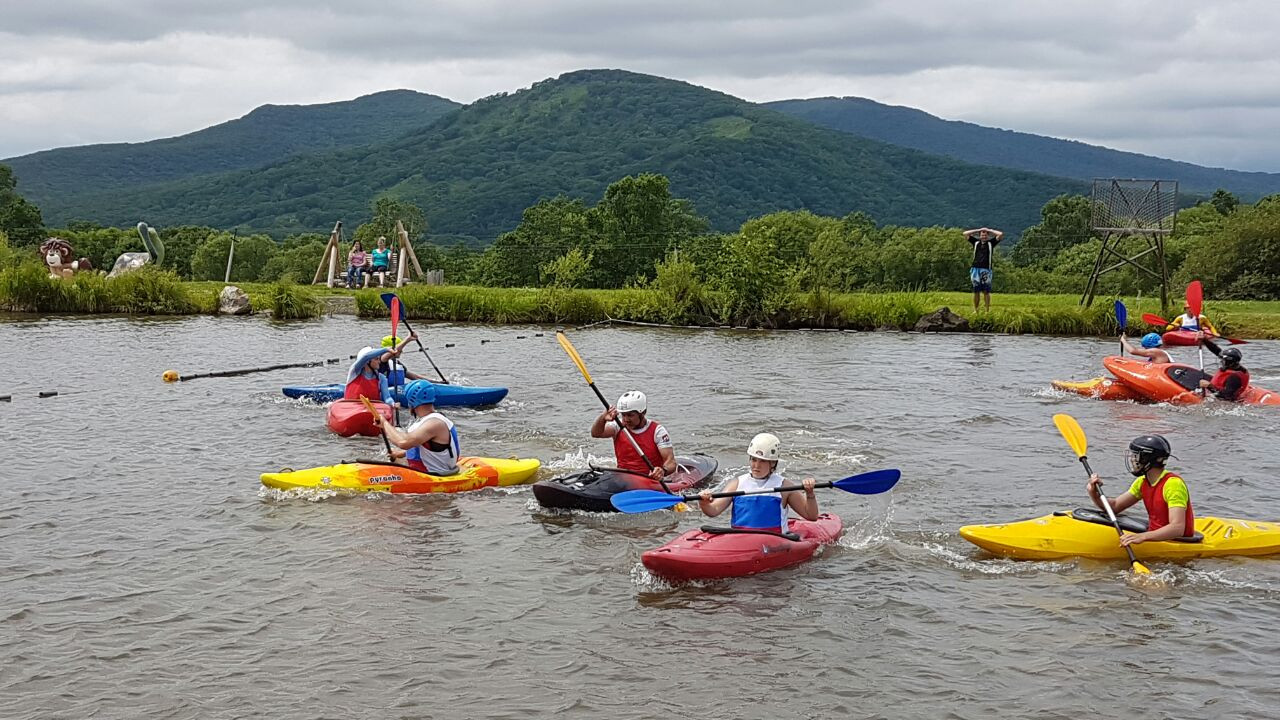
top-left (107, 252), bottom-right (151, 278)
top-left (218, 285), bottom-right (252, 315)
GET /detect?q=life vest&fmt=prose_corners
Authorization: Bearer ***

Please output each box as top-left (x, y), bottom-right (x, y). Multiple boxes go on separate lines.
top-left (731, 472), bottom-right (788, 532)
top-left (1211, 368), bottom-right (1249, 397)
top-left (406, 412), bottom-right (460, 476)
top-left (613, 420), bottom-right (664, 474)
top-left (344, 371), bottom-right (381, 401)
top-left (1139, 470), bottom-right (1195, 537)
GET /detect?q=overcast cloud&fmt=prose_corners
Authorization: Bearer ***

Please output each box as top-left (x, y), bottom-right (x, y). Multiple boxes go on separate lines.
top-left (3, 0), bottom-right (1279, 171)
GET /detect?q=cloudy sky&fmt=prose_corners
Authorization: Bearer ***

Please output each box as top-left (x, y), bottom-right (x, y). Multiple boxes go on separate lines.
top-left (3, 0), bottom-right (1279, 171)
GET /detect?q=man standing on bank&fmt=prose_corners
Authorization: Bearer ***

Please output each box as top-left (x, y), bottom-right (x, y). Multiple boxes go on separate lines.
top-left (963, 227), bottom-right (1003, 311)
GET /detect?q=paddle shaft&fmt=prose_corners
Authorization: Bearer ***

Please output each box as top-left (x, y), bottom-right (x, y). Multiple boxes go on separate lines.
top-left (399, 316), bottom-right (449, 384)
top-left (678, 481), bottom-right (832, 503)
top-left (390, 298), bottom-right (401, 426)
top-left (359, 394), bottom-right (395, 458)
top-left (1078, 456), bottom-right (1145, 570)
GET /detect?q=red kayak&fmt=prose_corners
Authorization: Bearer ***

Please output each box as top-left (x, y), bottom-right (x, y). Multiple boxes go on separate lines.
top-left (1102, 356), bottom-right (1280, 406)
top-left (641, 514), bottom-right (844, 582)
top-left (326, 398), bottom-right (393, 437)
top-left (1161, 330), bottom-right (1200, 347)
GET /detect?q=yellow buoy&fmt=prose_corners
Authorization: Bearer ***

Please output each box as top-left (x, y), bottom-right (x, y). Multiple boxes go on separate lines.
top-left (162, 370), bottom-right (179, 383)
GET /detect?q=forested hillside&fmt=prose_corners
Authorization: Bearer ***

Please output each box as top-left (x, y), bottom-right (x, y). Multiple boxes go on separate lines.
top-left (31, 70), bottom-right (1082, 239)
top-left (6, 90), bottom-right (460, 213)
top-left (767, 97), bottom-right (1280, 199)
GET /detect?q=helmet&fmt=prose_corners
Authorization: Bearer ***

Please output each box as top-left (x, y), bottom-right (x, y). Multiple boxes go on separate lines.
top-left (381, 335), bottom-right (404, 349)
top-left (1140, 332), bottom-right (1163, 349)
top-left (403, 380), bottom-right (437, 408)
top-left (1126, 435), bottom-right (1172, 476)
top-left (1221, 347), bottom-right (1243, 369)
top-left (617, 391), bottom-right (647, 414)
top-left (747, 433), bottom-right (781, 462)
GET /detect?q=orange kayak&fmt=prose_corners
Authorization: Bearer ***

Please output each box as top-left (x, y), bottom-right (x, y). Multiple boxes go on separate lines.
top-left (1051, 376), bottom-right (1142, 402)
top-left (1102, 356), bottom-right (1280, 406)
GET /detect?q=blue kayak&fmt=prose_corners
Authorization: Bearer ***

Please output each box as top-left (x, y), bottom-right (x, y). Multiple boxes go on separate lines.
top-left (281, 383), bottom-right (508, 407)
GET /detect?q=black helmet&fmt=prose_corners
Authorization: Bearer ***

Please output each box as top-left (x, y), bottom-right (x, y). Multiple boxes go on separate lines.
top-left (1126, 435), bottom-right (1172, 476)
top-left (1221, 347), bottom-right (1243, 369)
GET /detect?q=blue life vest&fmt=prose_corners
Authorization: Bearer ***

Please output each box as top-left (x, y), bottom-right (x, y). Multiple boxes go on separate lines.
top-left (730, 472), bottom-right (788, 531)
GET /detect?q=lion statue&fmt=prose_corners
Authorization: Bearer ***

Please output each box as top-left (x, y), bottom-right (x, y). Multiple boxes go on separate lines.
top-left (40, 238), bottom-right (93, 279)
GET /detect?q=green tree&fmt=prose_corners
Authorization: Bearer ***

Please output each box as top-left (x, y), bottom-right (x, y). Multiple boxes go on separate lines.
top-left (478, 197), bottom-right (592, 286)
top-left (1209, 188), bottom-right (1239, 216)
top-left (540, 247), bottom-right (593, 288)
top-left (352, 197), bottom-right (429, 248)
top-left (1012, 194), bottom-right (1094, 266)
top-left (191, 233), bottom-right (279, 281)
top-left (0, 164), bottom-right (45, 246)
top-left (1177, 197), bottom-right (1280, 299)
top-left (261, 233), bottom-right (329, 282)
top-left (587, 174), bottom-right (708, 287)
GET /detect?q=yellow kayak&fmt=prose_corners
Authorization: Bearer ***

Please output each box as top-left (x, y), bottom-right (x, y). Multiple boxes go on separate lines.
top-left (261, 457), bottom-right (541, 494)
top-left (959, 508), bottom-right (1280, 561)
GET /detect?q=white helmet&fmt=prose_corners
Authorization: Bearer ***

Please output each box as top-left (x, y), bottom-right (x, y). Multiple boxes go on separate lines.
top-left (617, 390), bottom-right (647, 414)
top-left (747, 433), bottom-right (781, 461)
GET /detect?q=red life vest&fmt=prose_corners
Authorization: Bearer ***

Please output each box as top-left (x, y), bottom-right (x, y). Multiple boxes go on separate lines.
top-left (613, 420), bottom-right (664, 474)
top-left (1211, 368), bottom-right (1249, 396)
top-left (1139, 470), bottom-right (1195, 537)
top-left (344, 372), bottom-right (381, 401)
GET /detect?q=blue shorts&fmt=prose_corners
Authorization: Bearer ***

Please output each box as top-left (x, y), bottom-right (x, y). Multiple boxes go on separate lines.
top-left (970, 267), bottom-right (993, 292)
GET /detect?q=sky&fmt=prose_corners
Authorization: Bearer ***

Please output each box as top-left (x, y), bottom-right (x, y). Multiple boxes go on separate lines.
top-left (3, 0), bottom-right (1280, 172)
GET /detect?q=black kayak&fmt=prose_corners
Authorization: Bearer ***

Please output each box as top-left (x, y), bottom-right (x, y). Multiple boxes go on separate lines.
top-left (532, 453), bottom-right (719, 512)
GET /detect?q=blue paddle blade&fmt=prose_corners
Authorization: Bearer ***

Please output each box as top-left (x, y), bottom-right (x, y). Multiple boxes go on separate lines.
top-left (833, 468), bottom-right (901, 495)
top-left (380, 293), bottom-right (405, 319)
top-left (611, 489), bottom-right (683, 514)
top-left (1114, 300), bottom-right (1127, 329)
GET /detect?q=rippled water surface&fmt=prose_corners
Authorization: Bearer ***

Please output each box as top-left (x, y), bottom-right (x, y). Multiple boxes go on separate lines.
top-left (4, 314), bottom-right (1280, 718)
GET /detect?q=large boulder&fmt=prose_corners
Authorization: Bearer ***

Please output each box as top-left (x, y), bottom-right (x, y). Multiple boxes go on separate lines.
top-left (107, 252), bottom-right (151, 278)
top-left (914, 306), bottom-right (970, 332)
top-left (218, 285), bottom-right (252, 315)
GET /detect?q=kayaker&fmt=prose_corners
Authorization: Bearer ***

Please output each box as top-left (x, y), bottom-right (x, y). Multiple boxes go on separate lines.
top-left (698, 433), bottom-right (818, 532)
top-left (379, 335), bottom-right (425, 386)
top-left (590, 390), bottom-right (677, 482)
top-left (1121, 332), bottom-right (1172, 364)
top-left (1086, 435), bottom-right (1195, 545)
top-left (1196, 334), bottom-right (1250, 401)
top-left (344, 338), bottom-right (415, 405)
top-left (1166, 302), bottom-right (1217, 335)
top-left (372, 380), bottom-right (460, 475)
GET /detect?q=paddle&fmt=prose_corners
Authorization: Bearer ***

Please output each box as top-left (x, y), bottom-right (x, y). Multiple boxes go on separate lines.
top-left (380, 292), bottom-right (449, 384)
top-left (359, 394), bottom-right (394, 458)
top-left (1187, 281), bottom-right (1206, 381)
top-left (556, 330), bottom-right (672, 494)
top-left (390, 297), bottom-right (402, 426)
top-left (1142, 312), bottom-right (1246, 345)
top-left (1114, 300), bottom-right (1127, 356)
top-left (610, 468), bottom-right (902, 514)
top-left (1052, 413), bottom-right (1151, 575)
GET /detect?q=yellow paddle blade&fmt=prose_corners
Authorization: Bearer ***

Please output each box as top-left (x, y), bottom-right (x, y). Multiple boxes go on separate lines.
top-left (1053, 413), bottom-right (1087, 458)
top-left (1132, 560), bottom-right (1152, 575)
top-left (556, 331), bottom-right (594, 385)
top-left (358, 394), bottom-right (379, 417)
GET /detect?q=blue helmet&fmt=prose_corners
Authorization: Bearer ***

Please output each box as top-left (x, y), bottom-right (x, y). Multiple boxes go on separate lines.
top-left (403, 380), bottom-right (437, 408)
top-left (1141, 332), bottom-right (1163, 349)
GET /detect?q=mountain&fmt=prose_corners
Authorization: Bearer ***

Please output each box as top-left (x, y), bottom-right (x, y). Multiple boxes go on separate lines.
top-left (5, 90), bottom-right (461, 210)
top-left (766, 97), bottom-right (1280, 199)
top-left (26, 70), bottom-right (1083, 239)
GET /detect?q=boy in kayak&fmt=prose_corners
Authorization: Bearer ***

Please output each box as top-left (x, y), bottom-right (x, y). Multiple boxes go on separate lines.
top-left (371, 380), bottom-right (460, 475)
top-left (344, 336), bottom-right (415, 405)
top-left (1166, 302), bottom-right (1217, 335)
top-left (379, 335), bottom-right (426, 387)
top-left (1121, 332), bottom-right (1172, 363)
top-left (1196, 334), bottom-right (1250, 401)
top-left (590, 390), bottom-right (677, 482)
top-left (1086, 434), bottom-right (1195, 545)
top-left (698, 433), bottom-right (818, 532)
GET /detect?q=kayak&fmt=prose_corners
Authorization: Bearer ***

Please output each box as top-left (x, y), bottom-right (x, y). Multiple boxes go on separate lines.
top-left (1162, 330), bottom-right (1201, 347)
top-left (282, 383), bottom-right (509, 407)
top-left (641, 514), bottom-right (844, 582)
top-left (959, 507), bottom-right (1280, 561)
top-left (1051, 376), bottom-right (1142, 402)
top-left (261, 456), bottom-right (542, 494)
top-left (531, 453), bottom-right (718, 512)
top-left (327, 398), bottom-right (391, 437)
top-left (1102, 355), bottom-right (1280, 406)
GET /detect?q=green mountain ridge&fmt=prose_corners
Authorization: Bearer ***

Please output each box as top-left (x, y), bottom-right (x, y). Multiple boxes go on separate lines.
top-left (5, 89), bottom-right (461, 211)
top-left (766, 96), bottom-right (1280, 199)
top-left (24, 70), bottom-right (1084, 239)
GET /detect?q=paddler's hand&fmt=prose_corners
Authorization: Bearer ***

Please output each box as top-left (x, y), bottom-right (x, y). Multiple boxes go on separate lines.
top-left (649, 466), bottom-right (666, 481)
top-left (603, 406), bottom-right (618, 422)
top-left (1086, 473), bottom-right (1103, 496)
top-left (698, 490), bottom-right (712, 502)
top-left (1198, 379), bottom-right (1212, 389)
top-left (1195, 330), bottom-right (1205, 342)
top-left (1119, 532), bottom-right (1147, 547)
top-left (802, 477), bottom-right (817, 497)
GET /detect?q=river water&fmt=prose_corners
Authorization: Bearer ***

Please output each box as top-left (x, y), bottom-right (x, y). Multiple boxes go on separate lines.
top-left (4, 314), bottom-right (1280, 718)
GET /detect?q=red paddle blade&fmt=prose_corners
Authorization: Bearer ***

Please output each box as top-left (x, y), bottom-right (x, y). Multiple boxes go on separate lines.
top-left (1187, 281), bottom-right (1203, 316)
top-left (390, 297), bottom-right (401, 339)
top-left (1142, 312), bottom-right (1170, 327)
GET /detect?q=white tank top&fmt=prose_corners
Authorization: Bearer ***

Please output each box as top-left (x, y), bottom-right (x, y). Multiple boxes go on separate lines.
top-left (405, 412), bottom-right (459, 476)
top-left (731, 472), bottom-right (789, 530)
